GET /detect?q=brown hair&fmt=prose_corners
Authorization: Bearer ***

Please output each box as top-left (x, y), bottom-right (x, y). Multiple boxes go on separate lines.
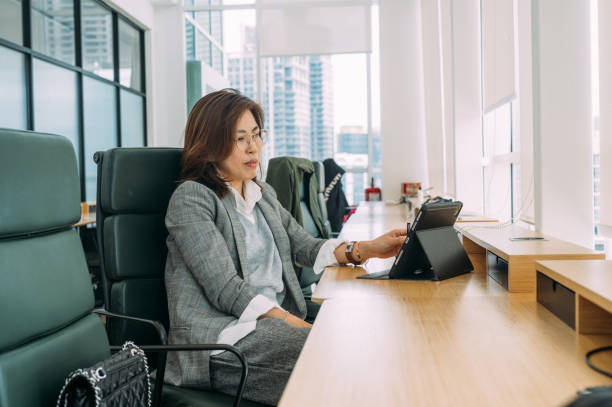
top-left (180, 88), bottom-right (264, 197)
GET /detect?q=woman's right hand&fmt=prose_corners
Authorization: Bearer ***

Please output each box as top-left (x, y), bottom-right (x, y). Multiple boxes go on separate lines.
top-left (285, 313), bottom-right (312, 327)
top-left (258, 307), bottom-right (312, 328)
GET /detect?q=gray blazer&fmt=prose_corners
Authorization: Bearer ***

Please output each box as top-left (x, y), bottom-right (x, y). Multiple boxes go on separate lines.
top-left (163, 180), bottom-right (326, 388)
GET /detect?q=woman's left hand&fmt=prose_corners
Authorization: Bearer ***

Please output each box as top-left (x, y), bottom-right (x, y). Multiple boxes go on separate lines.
top-left (360, 229), bottom-right (407, 260)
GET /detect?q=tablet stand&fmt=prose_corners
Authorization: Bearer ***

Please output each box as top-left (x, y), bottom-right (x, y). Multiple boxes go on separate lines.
top-left (415, 226), bottom-right (473, 281)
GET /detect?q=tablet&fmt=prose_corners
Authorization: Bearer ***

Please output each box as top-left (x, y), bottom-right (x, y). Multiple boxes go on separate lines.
top-left (357, 200), bottom-right (473, 280)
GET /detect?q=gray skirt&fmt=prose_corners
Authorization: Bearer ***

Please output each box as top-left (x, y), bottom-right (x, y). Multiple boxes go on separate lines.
top-left (210, 317), bottom-right (311, 406)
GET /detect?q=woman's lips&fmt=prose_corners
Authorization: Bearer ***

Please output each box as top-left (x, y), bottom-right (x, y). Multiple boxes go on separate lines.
top-left (245, 160), bottom-right (258, 168)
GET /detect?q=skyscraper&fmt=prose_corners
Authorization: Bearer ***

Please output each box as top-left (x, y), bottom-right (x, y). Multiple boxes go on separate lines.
top-left (228, 25), bottom-right (275, 163)
top-left (227, 26), bottom-right (257, 100)
top-left (31, 0), bottom-right (76, 65)
top-left (270, 56), bottom-right (311, 158)
top-left (227, 24), bottom-right (335, 161)
top-left (337, 126), bottom-right (368, 155)
top-left (309, 56), bottom-right (334, 161)
top-left (336, 126), bottom-right (369, 204)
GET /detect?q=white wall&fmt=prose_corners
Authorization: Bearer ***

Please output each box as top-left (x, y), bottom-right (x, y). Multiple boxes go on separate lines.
top-left (379, 0), bottom-right (429, 201)
top-left (105, 0), bottom-right (154, 29)
top-left (150, 4), bottom-right (187, 147)
top-left (104, 0), bottom-right (187, 148)
top-left (532, 0), bottom-right (593, 248)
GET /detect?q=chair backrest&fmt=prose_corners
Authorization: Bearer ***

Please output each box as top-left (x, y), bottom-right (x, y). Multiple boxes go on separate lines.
top-left (266, 156), bottom-right (330, 292)
top-left (95, 148), bottom-right (181, 349)
top-left (298, 169), bottom-right (331, 292)
top-left (299, 174), bottom-right (322, 238)
top-left (0, 129), bottom-right (109, 407)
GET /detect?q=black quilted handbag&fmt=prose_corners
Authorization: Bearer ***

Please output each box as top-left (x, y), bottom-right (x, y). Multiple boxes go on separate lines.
top-left (56, 341), bottom-right (152, 407)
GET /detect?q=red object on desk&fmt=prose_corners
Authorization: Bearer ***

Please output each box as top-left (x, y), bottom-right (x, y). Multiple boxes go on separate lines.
top-left (365, 178), bottom-right (381, 201)
top-left (343, 205), bottom-right (358, 223)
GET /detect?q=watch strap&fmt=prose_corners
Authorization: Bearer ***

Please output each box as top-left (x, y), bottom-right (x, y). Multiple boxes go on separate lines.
top-left (345, 241), bottom-right (361, 264)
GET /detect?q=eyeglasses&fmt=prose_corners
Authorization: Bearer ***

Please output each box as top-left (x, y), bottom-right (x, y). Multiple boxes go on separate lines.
top-left (235, 129), bottom-right (267, 151)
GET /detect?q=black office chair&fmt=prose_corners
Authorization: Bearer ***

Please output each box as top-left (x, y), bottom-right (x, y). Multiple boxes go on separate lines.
top-left (94, 147), bottom-right (263, 407)
top-left (0, 130), bottom-right (248, 407)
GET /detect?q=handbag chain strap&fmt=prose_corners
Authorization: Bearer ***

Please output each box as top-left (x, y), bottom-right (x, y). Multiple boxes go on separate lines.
top-left (123, 341), bottom-right (152, 407)
top-left (56, 368), bottom-right (103, 407)
top-left (56, 341), bottom-right (152, 407)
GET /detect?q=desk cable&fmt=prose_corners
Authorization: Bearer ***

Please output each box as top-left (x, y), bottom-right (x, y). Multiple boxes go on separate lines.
top-left (460, 169), bottom-right (535, 233)
top-left (585, 346), bottom-right (612, 378)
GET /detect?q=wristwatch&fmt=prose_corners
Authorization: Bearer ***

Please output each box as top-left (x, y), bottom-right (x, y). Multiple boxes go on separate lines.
top-left (345, 241), bottom-right (362, 265)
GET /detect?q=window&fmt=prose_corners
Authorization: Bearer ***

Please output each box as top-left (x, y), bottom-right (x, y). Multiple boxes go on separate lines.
top-left (83, 76), bottom-right (117, 200)
top-left (0, 46), bottom-right (27, 129)
top-left (482, 101), bottom-right (519, 222)
top-left (31, 0), bottom-right (76, 65)
top-left (81, 0), bottom-right (114, 80)
top-left (0, 0), bottom-right (146, 202)
top-left (33, 58), bottom-right (79, 150)
top-left (185, 5), bottom-right (224, 75)
top-left (118, 19), bottom-right (142, 91)
top-left (183, 3), bottom-right (380, 205)
top-left (0, 0), bottom-right (22, 44)
top-left (120, 89), bottom-right (145, 147)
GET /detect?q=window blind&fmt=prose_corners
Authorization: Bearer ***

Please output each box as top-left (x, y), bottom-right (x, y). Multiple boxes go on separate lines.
top-left (481, 0), bottom-right (516, 112)
top-left (257, 1), bottom-right (371, 57)
top-left (598, 0), bottom-right (612, 236)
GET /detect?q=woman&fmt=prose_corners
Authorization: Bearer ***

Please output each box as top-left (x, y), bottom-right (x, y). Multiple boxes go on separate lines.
top-left (163, 89), bottom-right (406, 405)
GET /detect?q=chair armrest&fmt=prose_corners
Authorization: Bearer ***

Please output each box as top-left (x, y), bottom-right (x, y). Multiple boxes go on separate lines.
top-left (93, 308), bottom-right (168, 345)
top-left (97, 310), bottom-right (248, 407)
top-left (93, 308), bottom-right (169, 407)
top-left (138, 344), bottom-right (248, 407)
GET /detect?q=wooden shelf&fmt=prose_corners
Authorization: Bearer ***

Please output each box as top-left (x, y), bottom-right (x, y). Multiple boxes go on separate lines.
top-left (457, 224), bottom-right (604, 292)
top-left (537, 260), bottom-right (612, 334)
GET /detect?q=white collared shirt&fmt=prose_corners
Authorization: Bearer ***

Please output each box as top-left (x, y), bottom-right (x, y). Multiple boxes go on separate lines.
top-left (213, 180), bottom-right (344, 354)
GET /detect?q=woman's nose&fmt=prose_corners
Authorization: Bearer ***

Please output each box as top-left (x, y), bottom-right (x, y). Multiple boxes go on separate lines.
top-left (247, 138), bottom-right (259, 153)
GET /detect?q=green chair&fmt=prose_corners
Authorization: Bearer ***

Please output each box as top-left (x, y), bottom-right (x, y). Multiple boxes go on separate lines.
top-left (94, 147), bottom-right (264, 407)
top-left (0, 129), bottom-right (111, 407)
top-left (0, 130), bottom-right (247, 407)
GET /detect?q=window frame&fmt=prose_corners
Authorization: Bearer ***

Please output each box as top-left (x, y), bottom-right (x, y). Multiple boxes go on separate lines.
top-left (0, 0), bottom-right (147, 201)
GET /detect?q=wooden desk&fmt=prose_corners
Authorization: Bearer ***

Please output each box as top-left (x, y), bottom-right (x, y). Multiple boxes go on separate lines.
top-left (312, 265), bottom-right (507, 303)
top-left (458, 224), bottom-right (604, 292)
top-left (74, 202), bottom-right (96, 227)
top-left (338, 202), bottom-right (410, 241)
top-left (280, 296), bottom-right (612, 407)
top-left (536, 260), bottom-right (612, 334)
top-left (74, 213), bottom-right (96, 227)
top-left (280, 204), bottom-right (612, 406)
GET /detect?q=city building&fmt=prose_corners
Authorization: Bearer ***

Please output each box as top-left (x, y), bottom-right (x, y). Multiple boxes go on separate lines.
top-left (309, 55), bottom-right (334, 161)
top-left (336, 126), bottom-right (369, 204)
